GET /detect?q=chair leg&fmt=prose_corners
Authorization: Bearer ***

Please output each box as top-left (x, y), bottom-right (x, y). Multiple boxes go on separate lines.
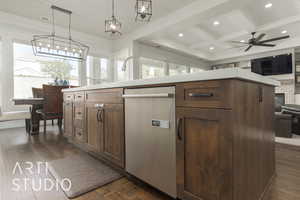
top-left (44, 119), bottom-right (47, 133)
top-left (58, 119), bottom-right (62, 129)
top-left (52, 120), bottom-right (54, 126)
top-left (25, 119), bottom-right (29, 133)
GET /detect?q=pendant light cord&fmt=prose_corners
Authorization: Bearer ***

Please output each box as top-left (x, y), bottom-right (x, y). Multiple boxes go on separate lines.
top-left (69, 13), bottom-right (72, 40)
top-left (112, 0), bottom-right (115, 17)
top-left (51, 8), bottom-right (55, 36)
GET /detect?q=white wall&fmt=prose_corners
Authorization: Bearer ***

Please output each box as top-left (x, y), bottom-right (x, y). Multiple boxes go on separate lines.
top-left (0, 11), bottom-right (113, 112)
top-left (114, 41), bottom-right (211, 80)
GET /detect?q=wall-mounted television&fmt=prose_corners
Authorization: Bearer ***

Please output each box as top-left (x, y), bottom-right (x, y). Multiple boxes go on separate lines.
top-left (251, 54), bottom-right (293, 76)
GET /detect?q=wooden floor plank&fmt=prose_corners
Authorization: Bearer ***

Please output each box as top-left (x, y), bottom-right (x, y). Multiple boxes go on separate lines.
top-left (0, 127), bottom-right (300, 200)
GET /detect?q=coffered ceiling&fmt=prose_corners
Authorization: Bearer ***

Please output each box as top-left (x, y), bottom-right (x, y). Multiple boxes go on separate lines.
top-left (1, 0), bottom-right (300, 61)
top-left (0, 0), bottom-right (197, 38)
top-left (135, 0), bottom-right (300, 60)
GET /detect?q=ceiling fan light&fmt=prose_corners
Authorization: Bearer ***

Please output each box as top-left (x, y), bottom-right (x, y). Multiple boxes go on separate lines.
top-left (135, 0), bottom-right (152, 22)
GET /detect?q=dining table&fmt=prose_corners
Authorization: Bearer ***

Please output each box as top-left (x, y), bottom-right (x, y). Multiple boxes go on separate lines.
top-left (12, 98), bottom-right (44, 135)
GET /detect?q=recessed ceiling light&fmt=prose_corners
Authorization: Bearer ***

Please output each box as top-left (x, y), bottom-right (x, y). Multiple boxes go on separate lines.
top-left (281, 30), bottom-right (287, 34)
top-left (213, 21), bottom-right (220, 26)
top-left (240, 40), bottom-right (245, 43)
top-left (209, 46), bottom-right (215, 51)
top-left (178, 33), bottom-right (184, 37)
top-left (265, 3), bottom-right (273, 8)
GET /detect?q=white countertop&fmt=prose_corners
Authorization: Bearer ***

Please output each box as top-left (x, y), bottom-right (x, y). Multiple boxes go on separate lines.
top-left (63, 68), bottom-right (280, 92)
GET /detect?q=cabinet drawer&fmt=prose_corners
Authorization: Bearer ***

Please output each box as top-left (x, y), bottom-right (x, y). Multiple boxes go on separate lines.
top-left (64, 93), bottom-right (74, 102)
top-left (176, 80), bottom-right (233, 109)
top-left (74, 128), bottom-right (86, 143)
top-left (86, 89), bottom-right (123, 104)
top-left (74, 92), bottom-right (85, 102)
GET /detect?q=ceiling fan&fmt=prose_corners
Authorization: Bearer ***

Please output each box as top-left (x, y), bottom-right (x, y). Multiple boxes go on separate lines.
top-left (230, 32), bottom-right (290, 52)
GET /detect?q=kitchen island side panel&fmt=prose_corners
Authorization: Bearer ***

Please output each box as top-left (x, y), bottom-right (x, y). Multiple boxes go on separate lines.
top-left (232, 80), bottom-right (275, 200)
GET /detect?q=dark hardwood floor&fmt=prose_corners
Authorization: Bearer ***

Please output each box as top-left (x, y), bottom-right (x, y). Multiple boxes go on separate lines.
top-left (0, 127), bottom-right (299, 200)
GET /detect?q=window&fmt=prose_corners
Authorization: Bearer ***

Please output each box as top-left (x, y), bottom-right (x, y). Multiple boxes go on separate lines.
top-left (86, 56), bottom-right (109, 85)
top-left (190, 67), bottom-right (204, 73)
top-left (169, 63), bottom-right (188, 76)
top-left (13, 43), bottom-right (79, 98)
top-left (140, 57), bottom-right (166, 79)
top-left (116, 59), bottom-right (129, 81)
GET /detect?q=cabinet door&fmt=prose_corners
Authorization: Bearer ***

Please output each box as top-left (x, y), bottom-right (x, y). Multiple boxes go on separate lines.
top-left (86, 103), bottom-right (103, 153)
top-left (102, 104), bottom-right (125, 168)
top-left (176, 108), bottom-right (233, 200)
top-left (63, 102), bottom-right (73, 138)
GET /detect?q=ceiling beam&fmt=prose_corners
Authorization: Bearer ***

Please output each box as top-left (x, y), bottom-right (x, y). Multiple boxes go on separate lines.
top-left (114, 0), bottom-right (229, 51)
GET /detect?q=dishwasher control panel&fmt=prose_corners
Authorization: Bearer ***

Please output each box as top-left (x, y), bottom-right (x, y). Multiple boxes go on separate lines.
top-left (152, 120), bottom-right (170, 129)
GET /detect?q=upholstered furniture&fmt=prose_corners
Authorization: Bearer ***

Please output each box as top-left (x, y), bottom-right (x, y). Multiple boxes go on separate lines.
top-left (275, 112), bottom-right (293, 138)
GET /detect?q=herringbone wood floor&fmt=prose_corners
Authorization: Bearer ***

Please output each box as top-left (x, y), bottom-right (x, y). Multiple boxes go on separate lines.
top-left (0, 127), bottom-right (299, 200)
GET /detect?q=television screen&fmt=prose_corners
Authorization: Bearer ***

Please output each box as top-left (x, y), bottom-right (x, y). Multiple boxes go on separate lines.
top-left (251, 54), bottom-right (292, 76)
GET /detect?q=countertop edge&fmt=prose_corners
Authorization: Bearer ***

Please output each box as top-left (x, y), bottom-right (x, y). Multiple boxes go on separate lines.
top-left (62, 68), bottom-right (281, 92)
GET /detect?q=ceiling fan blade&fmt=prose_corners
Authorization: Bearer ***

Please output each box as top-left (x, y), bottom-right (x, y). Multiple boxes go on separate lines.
top-left (260, 35), bottom-right (290, 43)
top-left (254, 43), bottom-right (276, 47)
top-left (227, 44), bottom-right (249, 50)
top-left (245, 45), bottom-right (253, 52)
top-left (229, 41), bottom-right (249, 44)
top-left (256, 33), bottom-right (266, 42)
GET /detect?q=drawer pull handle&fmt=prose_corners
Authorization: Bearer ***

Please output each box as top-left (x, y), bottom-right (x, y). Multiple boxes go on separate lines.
top-left (77, 112), bottom-right (82, 115)
top-left (177, 118), bottom-right (182, 141)
top-left (97, 109), bottom-right (104, 122)
top-left (77, 96), bottom-right (82, 98)
top-left (188, 93), bottom-right (213, 97)
top-left (94, 104), bottom-right (104, 108)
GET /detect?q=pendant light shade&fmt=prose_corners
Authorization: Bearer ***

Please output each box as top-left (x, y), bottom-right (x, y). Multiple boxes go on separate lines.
top-left (135, 0), bottom-right (152, 22)
top-left (105, 0), bottom-right (122, 35)
top-left (32, 5), bottom-right (89, 61)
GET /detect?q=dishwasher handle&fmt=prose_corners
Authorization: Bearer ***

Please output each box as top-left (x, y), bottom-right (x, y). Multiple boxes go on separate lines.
top-left (122, 93), bottom-right (173, 98)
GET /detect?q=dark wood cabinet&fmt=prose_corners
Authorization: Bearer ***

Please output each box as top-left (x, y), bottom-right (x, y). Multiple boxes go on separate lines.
top-left (176, 108), bottom-right (233, 200)
top-left (86, 102), bottom-right (103, 153)
top-left (84, 89), bottom-right (125, 168)
top-left (102, 104), bottom-right (125, 168)
top-left (63, 101), bottom-right (73, 138)
top-left (63, 79), bottom-right (275, 200)
top-left (176, 80), bottom-right (275, 200)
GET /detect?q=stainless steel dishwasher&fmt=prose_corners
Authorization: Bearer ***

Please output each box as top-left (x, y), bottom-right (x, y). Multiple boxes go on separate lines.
top-left (123, 87), bottom-right (176, 198)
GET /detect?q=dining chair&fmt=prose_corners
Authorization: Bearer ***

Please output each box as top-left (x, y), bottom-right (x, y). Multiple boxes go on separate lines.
top-left (37, 85), bottom-right (69, 133)
top-left (32, 87), bottom-right (55, 126)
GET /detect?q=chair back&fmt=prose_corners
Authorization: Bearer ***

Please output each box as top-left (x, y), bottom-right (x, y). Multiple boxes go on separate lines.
top-left (32, 88), bottom-right (44, 98)
top-left (42, 85), bottom-right (69, 115)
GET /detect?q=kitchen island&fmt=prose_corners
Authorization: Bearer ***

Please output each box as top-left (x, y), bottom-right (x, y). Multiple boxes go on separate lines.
top-left (62, 68), bottom-right (279, 200)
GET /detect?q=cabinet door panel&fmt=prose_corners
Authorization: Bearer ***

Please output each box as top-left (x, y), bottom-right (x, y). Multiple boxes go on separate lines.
top-left (177, 108), bottom-right (233, 200)
top-left (63, 102), bottom-right (73, 138)
top-left (86, 103), bottom-right (103, 153)
top-left (102, 104), bottom-right (125, 168)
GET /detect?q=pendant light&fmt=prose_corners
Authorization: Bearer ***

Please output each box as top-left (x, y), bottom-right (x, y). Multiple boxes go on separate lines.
top-left (105, 0), bottom-right (122, 35)
top-left (135, 0), bottom-right (152, 22)
top-left (31, 5), bottom-right (89, 61)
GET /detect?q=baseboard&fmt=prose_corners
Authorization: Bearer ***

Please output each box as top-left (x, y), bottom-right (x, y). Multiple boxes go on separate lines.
top-left (0, 120), bottom-right (25, 130)
top-left (0, 120), bottom-right (59, 130)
